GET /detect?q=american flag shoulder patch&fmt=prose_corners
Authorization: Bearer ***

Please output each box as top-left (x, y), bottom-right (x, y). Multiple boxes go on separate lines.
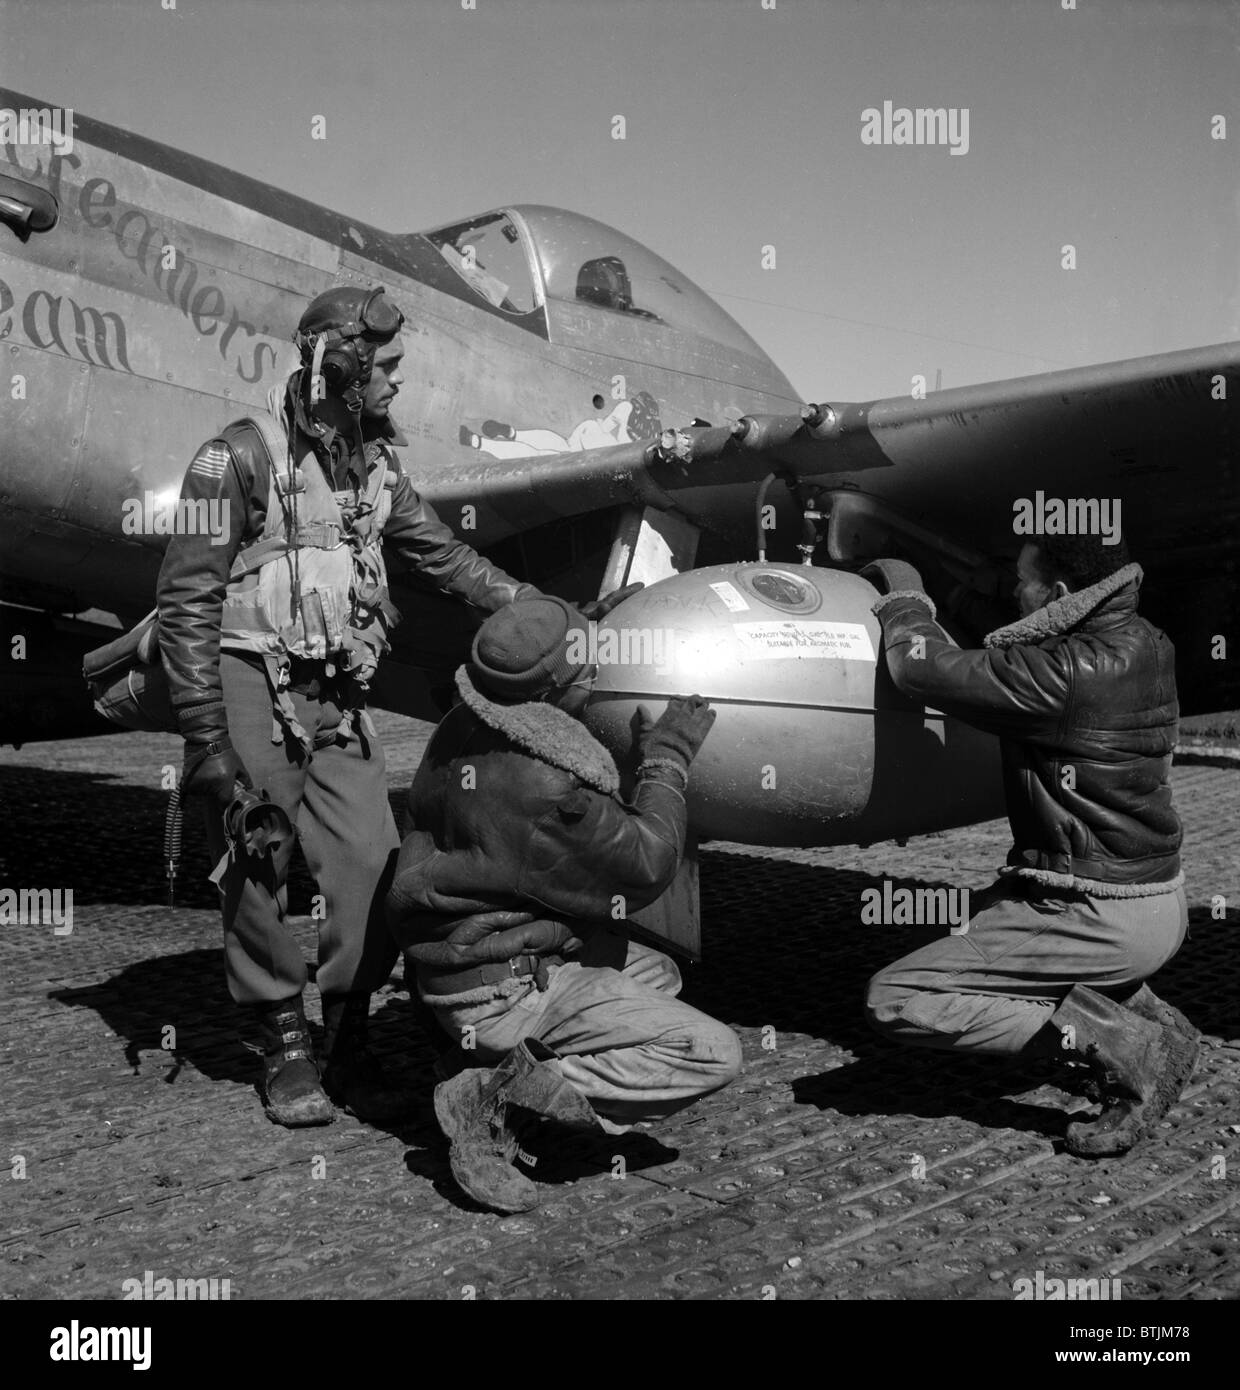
top-left (189, 442), bottom-right (231, 482)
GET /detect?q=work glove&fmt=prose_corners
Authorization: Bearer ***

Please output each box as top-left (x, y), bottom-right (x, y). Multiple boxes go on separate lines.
top-left (859, 558), bottom-right (927, 596)
top-left (448, 910), bottom-right (583, 962)
top-left (635, 694), bottom-right (717, 768)
top-left (579, 582), bottom-right (643, 622)
top-left (410, 911), bottom-right (584, 971)
top-left (176, 703), bottom-right (251, 809)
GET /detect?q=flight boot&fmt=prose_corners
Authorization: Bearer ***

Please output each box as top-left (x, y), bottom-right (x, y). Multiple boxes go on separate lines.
top-left (489, 1037), bottom-right (605, 1133)
top-left (251, 995), bottom-right (335, 1128)
top-left (1042, 984), bottom-right (1198, 1158)
top-left (320, 992), bottom-right (412, 1123)
top-left (433, 1038), bottom-right (602, 1214)
top-left (1046, 985), bottom-right (1200, 1105)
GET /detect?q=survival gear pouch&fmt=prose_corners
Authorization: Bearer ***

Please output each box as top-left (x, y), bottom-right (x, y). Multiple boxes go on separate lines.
top-left (82, 608), bottom-right (176, 732)
top-left (81, 413), bottom-right (293, 733)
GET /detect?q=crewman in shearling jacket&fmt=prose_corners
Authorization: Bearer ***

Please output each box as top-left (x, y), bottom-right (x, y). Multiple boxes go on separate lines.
top-left (387, 595), bottom-right (742, 1214)
top-left (861, 534), bottom-right (1198, 1159)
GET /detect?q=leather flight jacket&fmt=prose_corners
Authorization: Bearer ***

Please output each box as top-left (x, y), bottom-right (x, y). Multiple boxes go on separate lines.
top-left (872, 564), bottom-right (1182, 887)
top-left (157, 371), bottom-right (536, 739)
top-left (386, 667), bottom-right (691, 982)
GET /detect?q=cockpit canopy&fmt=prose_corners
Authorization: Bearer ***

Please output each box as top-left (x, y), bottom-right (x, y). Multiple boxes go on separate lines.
top-left (421, 209), bottom-right (539, 316)
top-left (416, 204), bottom-right (769, 363)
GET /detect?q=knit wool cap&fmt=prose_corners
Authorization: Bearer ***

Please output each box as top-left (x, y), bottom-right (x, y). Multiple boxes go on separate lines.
top-left (468, 596), bottom-right (589, 702)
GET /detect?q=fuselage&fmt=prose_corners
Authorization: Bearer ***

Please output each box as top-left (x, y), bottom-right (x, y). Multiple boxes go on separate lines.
top-left (0, 88), bottom-right (800, 624)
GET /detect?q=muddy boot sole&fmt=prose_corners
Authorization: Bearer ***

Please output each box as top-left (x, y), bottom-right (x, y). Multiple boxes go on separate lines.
top-left (1065, 1026), bottom-right (1199, 1158)
top-left (434, 1070), bottom-right (486, 1145)
top-left (433, 1072), bottom-right (539, 1214)
top-left (264, 1058), bottom-right (336, 1128)
top-left (446, 1139), bottom-right (539, 1214)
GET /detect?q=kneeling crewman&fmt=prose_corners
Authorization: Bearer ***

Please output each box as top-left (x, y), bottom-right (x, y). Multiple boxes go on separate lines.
top-left (862, 535), bottom-right (1197, 1158)
top-left (387, 596), bottom-right (742, 1212)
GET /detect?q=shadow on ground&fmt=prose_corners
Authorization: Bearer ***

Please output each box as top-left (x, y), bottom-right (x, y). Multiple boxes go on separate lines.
top-left (16, 764), bottom-right (1239, 1146)
top-left (684, 849), bottom-right (1240, 1137)
top-left (0, 765), bottom-right (405, 911)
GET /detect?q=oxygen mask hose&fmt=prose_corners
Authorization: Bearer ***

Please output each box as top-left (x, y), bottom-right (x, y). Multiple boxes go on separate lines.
top-left (163, 782), bottom-right (183, 907)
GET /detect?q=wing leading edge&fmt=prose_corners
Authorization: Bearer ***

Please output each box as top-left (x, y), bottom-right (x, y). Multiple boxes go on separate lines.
top-left (416, 340), bottom-right (1238, 556)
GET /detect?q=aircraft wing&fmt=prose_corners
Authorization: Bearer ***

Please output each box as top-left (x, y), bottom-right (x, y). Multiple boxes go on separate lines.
top-left (415, 339), bottom-right (1238, 556)
top-left (407, 339), bottom-right (1239, 713)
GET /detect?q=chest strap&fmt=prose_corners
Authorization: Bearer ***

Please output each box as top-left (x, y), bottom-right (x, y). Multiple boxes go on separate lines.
top-left (230, 429), bottom-right (391, 581)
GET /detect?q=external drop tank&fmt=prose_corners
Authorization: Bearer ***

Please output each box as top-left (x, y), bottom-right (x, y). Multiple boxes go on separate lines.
top-left (582, 562), bottom-right (1005, 847)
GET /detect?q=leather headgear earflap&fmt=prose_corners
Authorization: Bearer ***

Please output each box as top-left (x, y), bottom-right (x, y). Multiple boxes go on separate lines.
top-left (319, 333), bottom-right (369, 410)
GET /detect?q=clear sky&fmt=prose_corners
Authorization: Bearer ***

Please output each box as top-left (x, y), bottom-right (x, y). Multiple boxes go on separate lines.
top-left (1, 0), bottom-right (1236, 401)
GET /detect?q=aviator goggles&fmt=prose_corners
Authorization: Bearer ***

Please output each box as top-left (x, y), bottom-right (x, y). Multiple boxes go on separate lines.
top-left (340, 287), bottom-right (404, 341)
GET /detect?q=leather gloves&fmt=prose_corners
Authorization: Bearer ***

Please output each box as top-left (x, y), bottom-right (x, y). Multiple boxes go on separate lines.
top-left (182, 738), bottom-right (252, 809)
top-left (408, 910), bottom-right (584, 970)
top-left (450, 910), bottom-right (582, 962)
top-left (176, 702), bottom-right (251, 809)
top-left (579, 582), bottom-right (643, 622)
top-left (859, 558), bottom-right (927, 596)
top-left (635, 695), bottom-right (717, 769)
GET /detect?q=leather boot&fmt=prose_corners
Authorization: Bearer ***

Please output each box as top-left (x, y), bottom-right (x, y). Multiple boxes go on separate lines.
top-left (434, 1067), bottom-right (541, 1214)
top-left (490, 1038), bottom-right (603, 1133)
top-left (432, 1039), bottom-right (600, 1214)
top-left (1048, 985), bottom-right (1198, 1158)
top-left (320, 993), bottom-right (411, 1122)
top-left (251, 996), bottom-right (335, 1128)
top-left (1119, 983), bottom-right (1199, 1041)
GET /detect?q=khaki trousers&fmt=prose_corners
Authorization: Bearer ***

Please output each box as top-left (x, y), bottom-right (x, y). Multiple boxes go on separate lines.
top-left (423, 929), bottom-right (743, 1131)
top-left (204, 652), bottom-right (399, 1005)
top-left (865, 876), bottom-right (1189, 1056)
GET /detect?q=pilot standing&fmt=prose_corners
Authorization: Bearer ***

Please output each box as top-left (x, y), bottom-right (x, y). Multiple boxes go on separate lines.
top-left (861, 536), bottom-right (1197, 1158)
top-left (156, 285), bottom-right (552, 1129)
top-left (386, 597), bottom-right (743, 1213)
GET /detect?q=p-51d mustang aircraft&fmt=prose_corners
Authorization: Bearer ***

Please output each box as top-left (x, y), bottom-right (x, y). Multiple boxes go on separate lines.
top-left (2, 88), bottom-right (1237, 934)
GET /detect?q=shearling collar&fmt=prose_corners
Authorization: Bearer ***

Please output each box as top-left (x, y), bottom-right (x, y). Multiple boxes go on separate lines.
top-left (454, 667), bottom-right (620, 795)
top-left (984, 563), bottom-right (1143, 651)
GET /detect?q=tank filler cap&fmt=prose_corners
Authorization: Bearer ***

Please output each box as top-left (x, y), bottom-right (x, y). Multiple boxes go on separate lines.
top-left (736, 566), bottom-right (823, 616)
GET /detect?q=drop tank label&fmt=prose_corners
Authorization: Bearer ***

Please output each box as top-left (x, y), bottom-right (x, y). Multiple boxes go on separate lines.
top-left (733, 621), bottom-right (875, 661)
top-left (708, 581), bottom-right (750, 611)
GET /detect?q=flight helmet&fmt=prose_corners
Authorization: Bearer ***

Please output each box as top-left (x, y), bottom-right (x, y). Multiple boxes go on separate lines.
top-left (294, 286), bottom-right (404, 412)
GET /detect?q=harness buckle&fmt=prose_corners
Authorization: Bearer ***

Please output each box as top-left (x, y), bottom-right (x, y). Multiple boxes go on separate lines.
top-left (295, 519), bottom-right (344, 550)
